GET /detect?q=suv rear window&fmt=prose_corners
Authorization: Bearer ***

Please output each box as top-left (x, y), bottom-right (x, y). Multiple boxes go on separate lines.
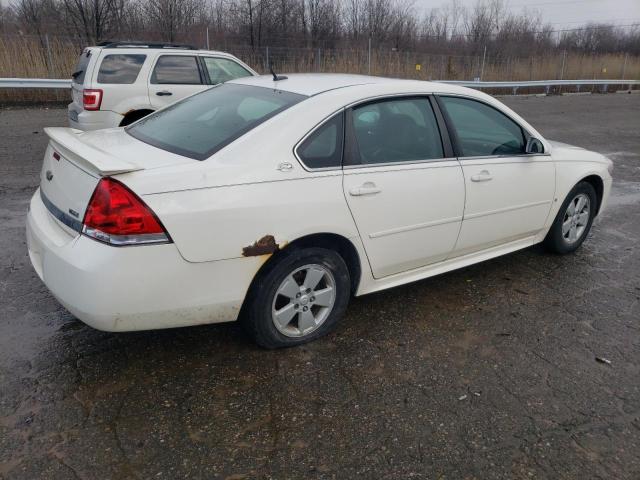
top-left (151, 55), bottom-right (201, 84)
top-left (97, 54), bottom-right (146, 84)
top-left (72, 50), bottom-right (92, 84)
top-left (127, 84), bottom-right (306, 160)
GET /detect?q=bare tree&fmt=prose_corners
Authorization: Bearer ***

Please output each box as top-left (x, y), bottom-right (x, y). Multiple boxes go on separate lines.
top-left (144, 0), bottom-right (201, 42)
top-left (3, 0), bottom-right (640, 58)
top-left (11, 0), bottom-right (58, 43)
top-left (60, 0), bottom-right (128, 43)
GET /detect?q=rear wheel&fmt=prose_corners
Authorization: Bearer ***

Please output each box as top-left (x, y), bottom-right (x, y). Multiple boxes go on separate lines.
top-left (544, 181), bottom-right (597, 254)
top-left (241, 247), bottom-right (350, 348)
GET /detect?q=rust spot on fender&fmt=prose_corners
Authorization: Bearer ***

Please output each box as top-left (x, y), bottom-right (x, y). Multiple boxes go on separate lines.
top-left (242, 235), bottom-right (279, 257)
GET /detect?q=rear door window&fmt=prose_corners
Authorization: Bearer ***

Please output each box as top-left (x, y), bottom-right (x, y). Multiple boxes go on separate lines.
top-left (151, 55), bottom-right (202, 85)
top-left (203, 57), bottom-right (253, 84)
top-left (97, 54), bottom-right (146, 84)
top-left (72, 50), bottom-right (92, 84)
top-left (348, 97), bottom-right (444, 165)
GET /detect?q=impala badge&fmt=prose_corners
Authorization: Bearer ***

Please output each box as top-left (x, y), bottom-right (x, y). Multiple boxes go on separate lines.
top-left (45, 170), bottom-right (53, 181)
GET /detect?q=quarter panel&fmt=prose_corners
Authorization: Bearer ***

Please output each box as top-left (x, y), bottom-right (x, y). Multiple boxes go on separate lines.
top-left (534, 159), bottom-right (612, 243)
top-left (143, 175), bottom-right (360, 263)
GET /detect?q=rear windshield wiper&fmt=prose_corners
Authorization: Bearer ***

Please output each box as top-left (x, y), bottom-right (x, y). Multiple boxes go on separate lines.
top-left (71, 70), bottom-right (83, 79)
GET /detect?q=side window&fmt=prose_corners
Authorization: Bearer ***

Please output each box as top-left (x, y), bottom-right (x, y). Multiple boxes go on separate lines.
top-left (97, 54), bottom-right (146, 84)
top-left (151, 56), bottom-right (201, 85)
top-left (439, 96), bottom-right (525, 157)
top-left (349, 97), bottom-right (444, 165)
top-left (203, 57), bottom-right (253, 85)
top-left (297, 113), bottom-right (344, 169)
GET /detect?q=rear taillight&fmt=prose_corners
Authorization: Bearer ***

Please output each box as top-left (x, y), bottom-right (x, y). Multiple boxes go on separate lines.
top-left (82, 178), bottom-right (171, 246)
top-left (83, 89), bottom-right (103, 111)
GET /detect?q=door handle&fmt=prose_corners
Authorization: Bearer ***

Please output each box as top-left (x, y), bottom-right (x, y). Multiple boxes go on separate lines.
top-left (349, 182), bottom-right (381, 196)
top-left (156, 91), bottom-right (173, 96)
top-left (470, 170), bottom-right (492, 182)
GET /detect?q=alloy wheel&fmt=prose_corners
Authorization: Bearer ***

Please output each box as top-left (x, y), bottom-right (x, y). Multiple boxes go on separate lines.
top-left (562, 193), bottom-right (591, 244)
top-left (271, 264), bottom-right (336, 337)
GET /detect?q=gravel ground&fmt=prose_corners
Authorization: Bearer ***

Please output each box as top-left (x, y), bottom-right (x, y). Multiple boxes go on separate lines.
top-left (1, 93), bottom-right (639, 479)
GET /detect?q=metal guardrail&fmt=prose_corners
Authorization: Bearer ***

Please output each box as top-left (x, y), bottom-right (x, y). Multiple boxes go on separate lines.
top-left (0, 78), bottom-right (71, 89)
top-left (440, 78), bottom-right (640, 94)
top-left (0, 77), bottom-right (639, 93)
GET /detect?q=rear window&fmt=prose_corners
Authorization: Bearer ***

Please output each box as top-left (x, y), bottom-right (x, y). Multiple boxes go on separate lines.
top-left (97, 54), bottom-right (146, 84)
top-left (72, 50), bottom-right (92, 84)
top-left (127, 84), bottom-right (306, 160)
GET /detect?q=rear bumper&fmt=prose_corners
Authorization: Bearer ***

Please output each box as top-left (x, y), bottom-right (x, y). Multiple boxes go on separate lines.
top-left (26, 189), bottom-right (260, 332)
top-left (68, 104), bottom-right (123, 131)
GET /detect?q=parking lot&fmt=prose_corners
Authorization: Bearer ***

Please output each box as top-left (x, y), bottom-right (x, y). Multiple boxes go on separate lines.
top-left (1, 93), bottom-right (639, 479)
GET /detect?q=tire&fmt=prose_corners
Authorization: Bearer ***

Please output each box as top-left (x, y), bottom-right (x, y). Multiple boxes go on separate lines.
top-left (543, 181), bottom-right (597, 254)
top-left (241, 247), bottom-right (351, 349)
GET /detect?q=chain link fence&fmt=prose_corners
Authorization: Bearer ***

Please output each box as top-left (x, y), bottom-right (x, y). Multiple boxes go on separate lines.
top-left (1, 33), bottom-right (639, 103)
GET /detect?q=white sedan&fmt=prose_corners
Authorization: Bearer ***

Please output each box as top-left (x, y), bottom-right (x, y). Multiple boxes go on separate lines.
top-left (26, 74), bottom-right (613, 348)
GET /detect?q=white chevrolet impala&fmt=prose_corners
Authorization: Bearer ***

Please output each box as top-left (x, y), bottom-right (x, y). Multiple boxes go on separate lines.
top-left (26, 74), bottom-right (613, 348)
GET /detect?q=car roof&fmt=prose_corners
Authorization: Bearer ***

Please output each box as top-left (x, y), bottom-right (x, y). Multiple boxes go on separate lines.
top-left (227, 73), bottom-right (472, 97)
top-left (227, 73), bottom-right (408, 96)
top-left (88, 44), bottom-right (234, 56)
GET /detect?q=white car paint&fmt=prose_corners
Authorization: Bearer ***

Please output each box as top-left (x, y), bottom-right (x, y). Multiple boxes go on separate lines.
top-left (343, 161), bottom-right (465, 277)
top-left (69, 44), bottom-right (257, 131)
top-left (27, 74), bottom-right (613, 333)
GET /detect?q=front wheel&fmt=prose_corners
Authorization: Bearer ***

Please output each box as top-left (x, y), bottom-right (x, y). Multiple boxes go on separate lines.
top-left (544, 181), bottom-right (597, 254)
top-left (241, 247), bottom-right (351, 348)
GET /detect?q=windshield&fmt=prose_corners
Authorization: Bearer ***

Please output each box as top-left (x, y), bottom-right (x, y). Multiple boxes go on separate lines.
top-left (127, 84), bottom-right (306, 160)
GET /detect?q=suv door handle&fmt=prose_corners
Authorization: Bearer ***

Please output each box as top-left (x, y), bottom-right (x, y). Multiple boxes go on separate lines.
top-left (156, 91), bottom-right (173, 96)
top-left (470, 170), bottom-right (492, 182)
top-left (349, 182), bottom-right (381, 196)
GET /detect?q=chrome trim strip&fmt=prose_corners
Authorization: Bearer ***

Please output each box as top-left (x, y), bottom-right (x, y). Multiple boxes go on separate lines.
top-left (40, 189), bottom-right (83, 233)
top-left (343, 157), bottom-right (459, 170)
top-left (464, 200), bottom-right (551, 220)
top-left (458, 153), bottom-right (552, 161)
top-left (369, 216), bottom-right (463, 239)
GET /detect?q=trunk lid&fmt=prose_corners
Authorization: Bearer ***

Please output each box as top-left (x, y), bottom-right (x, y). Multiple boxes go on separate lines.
top-left (40, 127), bottom-right (193, 233)
top-left (40, 128), bottom-right (144, 233)
top-left (39, 142), bottom-right (99, 234)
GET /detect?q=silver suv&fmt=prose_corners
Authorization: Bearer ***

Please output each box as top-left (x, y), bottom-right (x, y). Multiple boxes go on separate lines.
top-left (69, 41), bottom-right (258, 131)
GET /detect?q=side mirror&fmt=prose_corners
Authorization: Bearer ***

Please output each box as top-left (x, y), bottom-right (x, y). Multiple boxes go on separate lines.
top-left (526, 137), bottom-right (544, 154)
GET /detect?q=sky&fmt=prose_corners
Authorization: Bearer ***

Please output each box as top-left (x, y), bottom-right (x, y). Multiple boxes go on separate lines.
top-left (415, 0), bottom-right (640, 30)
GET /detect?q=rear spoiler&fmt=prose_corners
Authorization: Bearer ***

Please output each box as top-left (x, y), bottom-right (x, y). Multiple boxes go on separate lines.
top-left (44, 127), bottom-right (143, 176)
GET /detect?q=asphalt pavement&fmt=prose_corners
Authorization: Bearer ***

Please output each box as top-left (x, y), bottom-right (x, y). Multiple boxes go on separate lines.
top-left (1, 93), bottom-right (639, 479)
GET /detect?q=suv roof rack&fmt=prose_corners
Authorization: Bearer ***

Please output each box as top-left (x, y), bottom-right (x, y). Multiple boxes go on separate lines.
top-left (97, 41), bottom-right (199, 50)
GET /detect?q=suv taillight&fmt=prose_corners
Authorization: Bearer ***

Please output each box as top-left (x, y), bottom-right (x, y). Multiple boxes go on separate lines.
top-left (83, 89), bottom-right (103, 111)
top-left (82, 178), bottom-right (171, 246)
